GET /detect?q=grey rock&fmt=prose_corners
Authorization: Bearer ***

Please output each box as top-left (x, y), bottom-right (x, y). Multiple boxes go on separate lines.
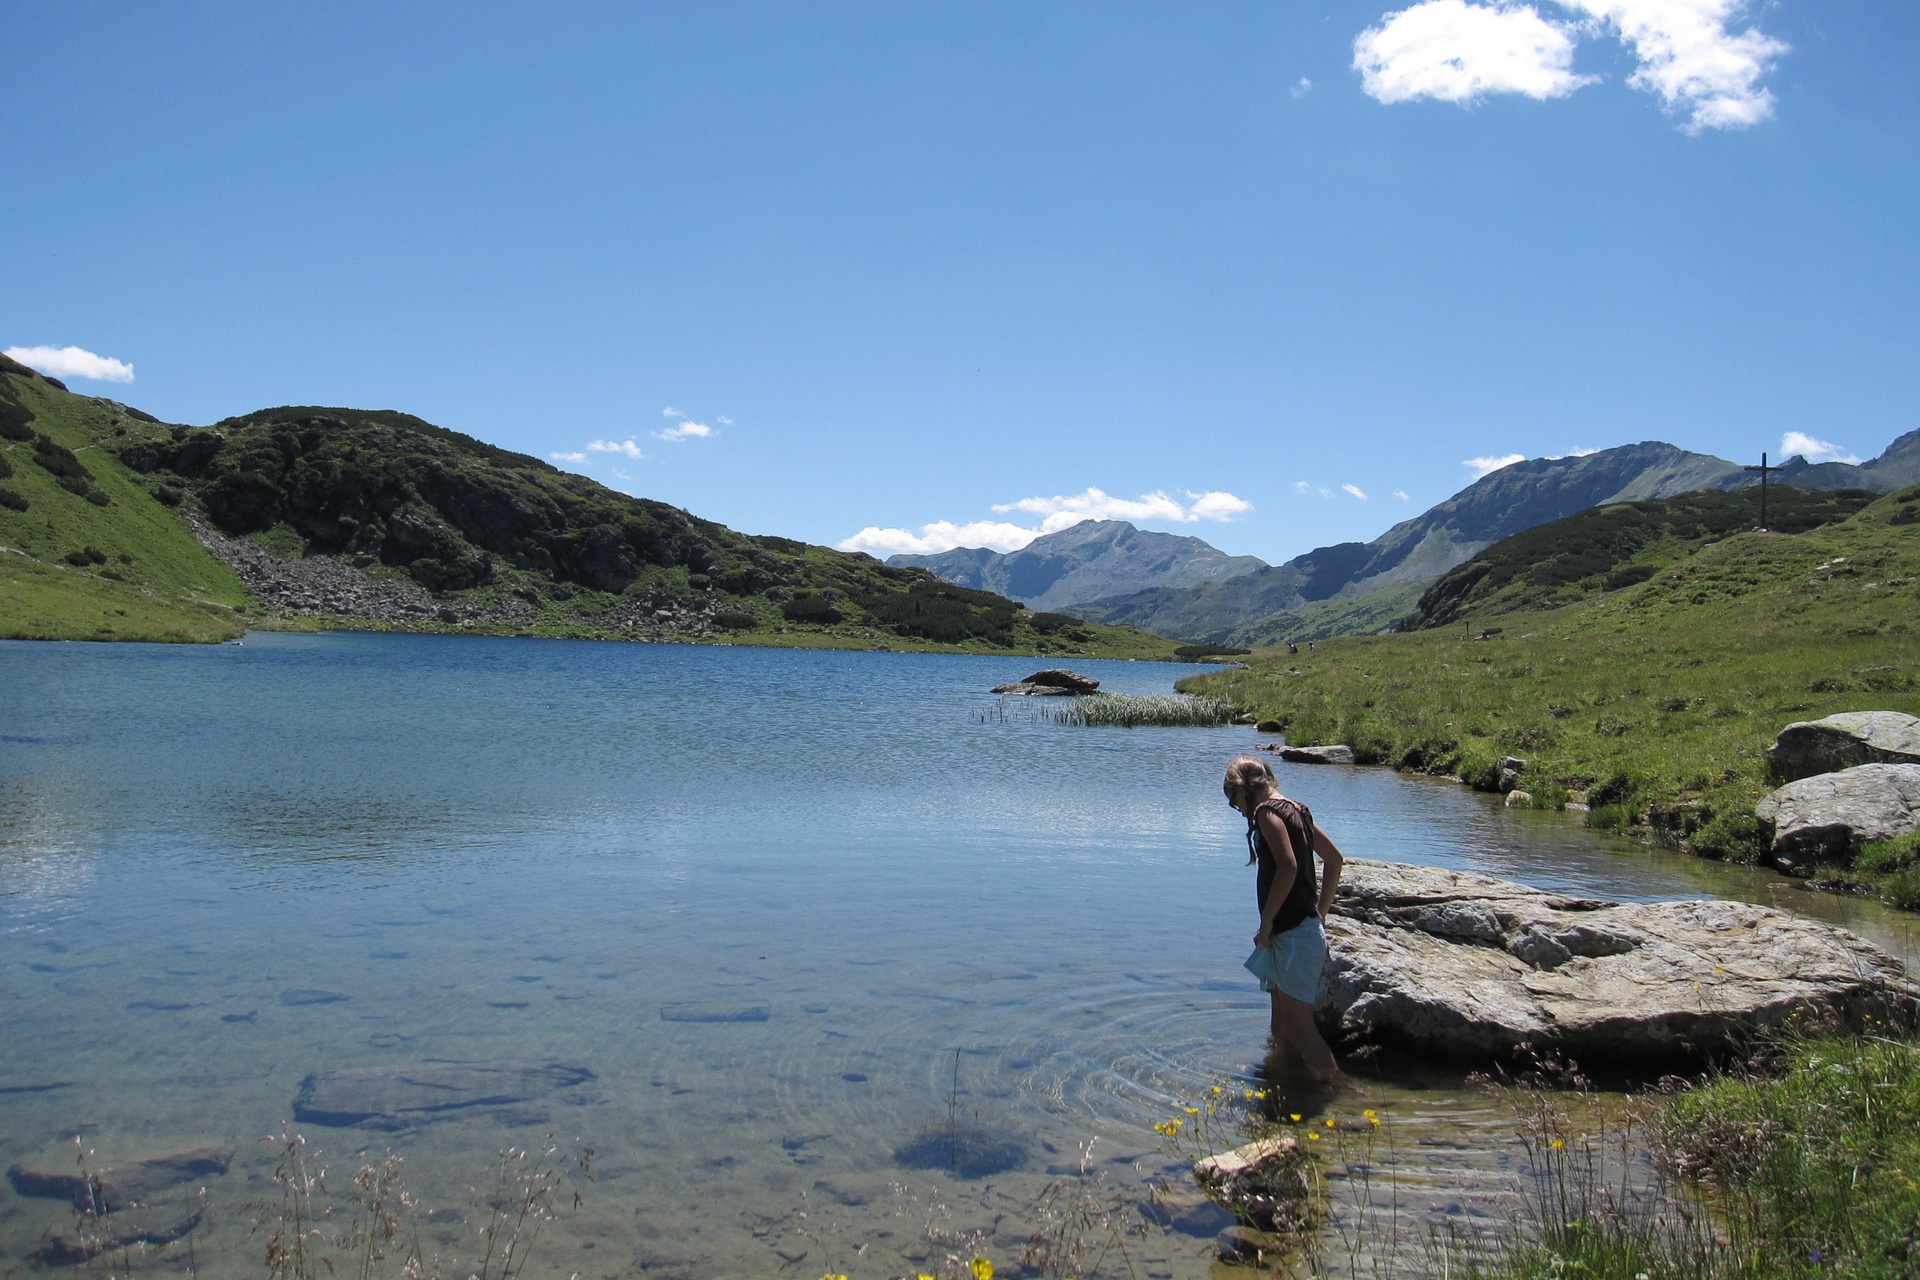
top-left (1756, 763), bottom-right (1920, 870)
top-left (1316, 860), bottom-right (1915, 1060)
top-left (35, 1208), bottom-right (203, 1265)
top-left (991, 668), bottom-right (1100, 695)
top-left (660, 1002), bottom-right (770, 1023)
top-left (293, 1061), bottom-right (594, 1129)
top-left (1498, 755), bottom-right (1528, 792)
top-left (1769, 711), bottom-right (1920, 782)
top-left (1279, 744), bottom-right (1355, 765)
top-left (8, 1145), bottom-right (234, 1211)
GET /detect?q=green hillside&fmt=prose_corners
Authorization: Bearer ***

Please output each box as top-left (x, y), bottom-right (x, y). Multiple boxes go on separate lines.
top-left (1181, 486), bottom-right (1920, 907)
top-left (1407, 485), bottom-right (1879, 630)
top-left (0, 359), bottom-right (1175, 657)
top-left (0, 357), bottom-right (251, 640)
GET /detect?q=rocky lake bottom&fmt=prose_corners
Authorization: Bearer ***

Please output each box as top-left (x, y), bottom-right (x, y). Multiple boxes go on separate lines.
top-left (2, 634), bottom-right (1915, 1278)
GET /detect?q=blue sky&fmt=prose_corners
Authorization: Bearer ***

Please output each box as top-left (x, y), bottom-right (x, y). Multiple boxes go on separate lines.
top-left (5, 2), bottom-right (1916, 565)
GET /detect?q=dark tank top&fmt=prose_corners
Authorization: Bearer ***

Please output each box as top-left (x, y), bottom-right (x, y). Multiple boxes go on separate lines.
top-left (1251, 796), bottom-right (1320, 934)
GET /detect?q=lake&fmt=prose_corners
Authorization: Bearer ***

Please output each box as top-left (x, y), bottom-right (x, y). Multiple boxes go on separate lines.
top-left (2, 633), bottom-right (1913, 1278)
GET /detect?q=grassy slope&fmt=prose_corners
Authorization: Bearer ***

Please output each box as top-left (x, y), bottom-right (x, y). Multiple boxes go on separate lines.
top-left (0, 368), bottom-right (250, 641)
top-left (1408, 485), bottom-right (1879, 631)
top-left (1181, 489), bottom-right (1920, 903)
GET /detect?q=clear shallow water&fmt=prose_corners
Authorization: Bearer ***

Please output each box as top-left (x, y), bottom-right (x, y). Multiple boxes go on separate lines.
top-left (1, 633), bottom-right (1914, 1279)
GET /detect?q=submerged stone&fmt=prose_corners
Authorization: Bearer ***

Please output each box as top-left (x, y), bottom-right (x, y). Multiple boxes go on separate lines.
top-left (8, 1145), bottom-right (234, 1212)
top-left (892, 1127), bottom-right (1028, 1178)
top-left (292, 1061), bottom-right (594, 1129)
top-left (660, 1002), bottom-right (770, 1022)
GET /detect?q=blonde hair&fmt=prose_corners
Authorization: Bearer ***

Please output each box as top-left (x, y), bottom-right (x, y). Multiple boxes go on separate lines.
top-left (1223, 756), bottom-right (1280, 864)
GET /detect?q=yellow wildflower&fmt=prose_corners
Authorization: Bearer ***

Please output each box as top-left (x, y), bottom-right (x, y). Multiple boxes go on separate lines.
top-left (1185, 1105), bottom-right (1200, 1114)
top-left (1324, 1118), bottom-right (1335, 1128)
top-left (971, 1256), bottom-right (994, 1280)
top-left (1363, 1109), bottom-right (1376, 1118)
top-left (1290, 1113), bottom-right (1302, 1123)
top-left (1308, 1131), bottom-right (1320, 1142)
top-left (1210, 1085), bottom-right (1223, 1095)
top-left (1550, 1139), bottom-right (1564, 1149)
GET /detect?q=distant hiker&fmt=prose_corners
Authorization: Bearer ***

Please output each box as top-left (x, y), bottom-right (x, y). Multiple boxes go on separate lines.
top-left (1308, 641), bottom-right (1316, 653)
top-left (1223, 755), bottom-right (1348, 1082)
top-left (1287, 641), bottom-right (1298, 655)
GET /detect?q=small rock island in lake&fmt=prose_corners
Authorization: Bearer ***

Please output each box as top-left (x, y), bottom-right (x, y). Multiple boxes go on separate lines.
top-left (1317, 859), bottom-right (1916, 1061)
top-left (991, 668), bottom-right (1100, 696)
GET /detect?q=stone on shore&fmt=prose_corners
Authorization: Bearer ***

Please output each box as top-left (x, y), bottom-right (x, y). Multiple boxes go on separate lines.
top-left (991, 668), bottom-right (1099, 696)
top-left (1316, 860), bottom-right (1915, 1060)
top-left (1769, 711), bottom-right (1920, 783)
top-left (1193, 1136), bottom-right (1313, 1237)
top-left (1279, 745), bottom-right (1355, 765)
top-left (1755, 763), bottom-right (1920, 871)
top-left (293, 1061), bottom-right (594, 1129)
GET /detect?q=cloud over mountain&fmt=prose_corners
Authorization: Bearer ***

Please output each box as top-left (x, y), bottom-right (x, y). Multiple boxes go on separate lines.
top-left (4, 344), bottom-right (135, 383)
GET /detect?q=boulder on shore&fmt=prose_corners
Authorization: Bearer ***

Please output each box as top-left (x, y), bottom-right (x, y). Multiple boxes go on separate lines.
top-left (1769, 711), bottom-right (1920, 783)
top-left (1315, 860), bottom-right (1915, 1060)
top-left (991, 668), bottom-right (1100, 696)
top-left (1755, 763), bottom-right (1920, 871)
top-left (1279, 745), bottom-right (1355, 765)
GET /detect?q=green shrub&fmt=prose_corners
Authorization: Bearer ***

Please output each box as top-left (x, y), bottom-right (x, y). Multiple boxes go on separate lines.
top-left (713, 609), bottom-right (758, 630)
top-left (0, 486), bottom-right (26, 512)
top-left (1174, 642), bottom-right (1252, 659)
top-left (1586, 804), bottom-right (1628, 831)
top-left (779, 592), bottom-right (844, 624)
top-left (153, 484), bottom-right (184, 506)
top-left (858, 580), bottom-right (1018, 646)
top-left (1881, 866), bottom-right (1920, 911)
top-left (31, 433), bottom-right (91, 480)
top-left (65, 546), bottom-right (108, 567)
top-left (1857, 831), bottom-right (1920, 876)
top-left (1688, 806), bottom-right (1765, 862)
top-left (0, 451), bottom-right (12, 480)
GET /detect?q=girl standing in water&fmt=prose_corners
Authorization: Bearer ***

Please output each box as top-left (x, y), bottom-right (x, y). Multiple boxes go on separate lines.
top-left (1223, 755), bottom-right (1347, 1080)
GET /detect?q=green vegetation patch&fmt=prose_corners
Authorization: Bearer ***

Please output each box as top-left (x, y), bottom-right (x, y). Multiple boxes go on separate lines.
top-left (1411, 485), bottom-right (1877, 630)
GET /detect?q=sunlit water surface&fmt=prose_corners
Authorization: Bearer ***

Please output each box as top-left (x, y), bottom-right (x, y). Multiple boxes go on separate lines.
top-left (2, 634), bottom-right (1914, 1278)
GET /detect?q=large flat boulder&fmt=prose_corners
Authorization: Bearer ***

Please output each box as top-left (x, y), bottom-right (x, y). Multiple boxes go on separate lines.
top-left (1315, 860), bottom-right (1915, 1060)
top-left (1769, 711), bottom-right (1920, 782)
top-left (1756, 763), bottom-right (1920, 870)
top-left (293, 1061), bottom-right (594, 1129)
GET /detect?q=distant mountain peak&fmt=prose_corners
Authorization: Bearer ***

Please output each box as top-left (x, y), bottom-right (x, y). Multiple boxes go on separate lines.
top-left (888, 519), bottom-right (1266, 611)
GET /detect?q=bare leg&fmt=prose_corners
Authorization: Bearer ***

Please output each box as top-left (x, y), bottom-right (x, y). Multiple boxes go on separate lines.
top-left (1271, 991), bottom-right (1345, 1082)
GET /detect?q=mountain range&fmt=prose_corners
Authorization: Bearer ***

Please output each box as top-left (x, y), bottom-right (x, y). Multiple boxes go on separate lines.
top-left (901, 432), bottom-right (1920, 644)
top-left (888, 519), bottom-right (1267, 612)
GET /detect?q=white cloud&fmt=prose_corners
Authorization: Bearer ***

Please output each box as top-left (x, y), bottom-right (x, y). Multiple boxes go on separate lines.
top-left (1394, 490), bottom-right (1412, 501)
top-left (1294, 480), bottom-right (1313, 494)
top-left (843, 485), bottom-right (1253, 557)
top-left (1353, 0), bottom-right (1591, 106)
top-left (549, 451), bottom-right (588, 464)
top-left (992, 486), bottom-right (1249, 526)
top-left (1782, 431), bottom-right (1861, 466)
top-left (1319, 487), bottom-right (1335, 498)
top-left (717, 415), bottom-right (733, 425)
top-left (1342, 483), bottom-right (1369, 499)
top-left (655, 421), bottom-right (714, 442)
top-left (1464, 452), bottom-right (1527, 479)
top-left (1561, 0), bottom-right (1787, 132)
top-left (1567, 445), bottom-right (1598, 457)
top-left (662, 406), bottom-right (683, 418)
top-left (587, 438), bottom-right (645, 459)
top-left (1291, 76), bottom-right (1314, 99)
top-left (1188, 490), bottom-right (1255, 520)
top-left (5, 344), bottom-right (135, 383)
top-left (839, 520), bottom-right (1049, 556)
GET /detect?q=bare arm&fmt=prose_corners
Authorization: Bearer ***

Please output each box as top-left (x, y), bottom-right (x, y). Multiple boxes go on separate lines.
top-left (1311, 822), bottom-right (1345, 921)
top-left (1254, 808), bottom-right (1295, 947)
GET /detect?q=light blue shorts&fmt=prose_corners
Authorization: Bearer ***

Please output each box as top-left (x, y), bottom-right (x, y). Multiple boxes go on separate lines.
top-left (1244, 917), bottom-right (1328, 1003)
